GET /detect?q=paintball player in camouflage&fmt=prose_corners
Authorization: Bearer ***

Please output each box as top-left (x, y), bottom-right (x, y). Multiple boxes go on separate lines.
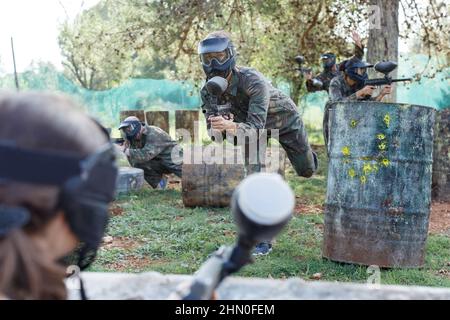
top-left (198, 30), bottom-right (318, 256)
top-left (328, 59), bottom-right (392, 102)
top-left (304, 32), bottom-right (364, 93)
top-left (322, 58), bottom-right (393, 149)
top-left (117, 116), bottom-right (183, 189)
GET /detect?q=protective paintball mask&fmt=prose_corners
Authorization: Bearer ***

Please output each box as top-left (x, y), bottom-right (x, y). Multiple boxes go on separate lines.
top-left (345, 60), bottom-right (373, 90)
top-left (346, 68), bottom-right (368, 89)
top-left (118, 120), bottom-right (142, 141)
top-left (321, 53), bottom-right (336, 69)
top-left (0, 127), bottom-right (118, 299)
top-left (198, 37), bottom-right (236, 79)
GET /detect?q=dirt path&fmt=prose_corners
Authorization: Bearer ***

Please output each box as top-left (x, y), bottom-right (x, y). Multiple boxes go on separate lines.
top-left (429, 201), bottom-right (450, 235)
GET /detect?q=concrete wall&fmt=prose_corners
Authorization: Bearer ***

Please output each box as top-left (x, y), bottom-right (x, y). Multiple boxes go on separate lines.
top-left (66, 272), bottom-right (450, 300)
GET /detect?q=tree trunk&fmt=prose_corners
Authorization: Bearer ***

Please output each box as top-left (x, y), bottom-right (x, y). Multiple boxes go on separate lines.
top-left (367, 0), bottom-right (399, 102)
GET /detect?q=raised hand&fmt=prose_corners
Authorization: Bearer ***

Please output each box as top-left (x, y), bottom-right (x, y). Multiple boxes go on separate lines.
top-left (352, 31), bottom-right (362, 48)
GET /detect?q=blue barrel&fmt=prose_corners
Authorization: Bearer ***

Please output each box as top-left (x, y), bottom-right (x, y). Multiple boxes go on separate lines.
top-left (323, 101), bottom-right (435, 267)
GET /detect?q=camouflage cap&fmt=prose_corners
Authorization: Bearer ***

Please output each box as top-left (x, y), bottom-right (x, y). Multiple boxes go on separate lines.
top-left (344, 58), bottom-right (373, 70)
top-left (118, 116), bottom-right (141, 130)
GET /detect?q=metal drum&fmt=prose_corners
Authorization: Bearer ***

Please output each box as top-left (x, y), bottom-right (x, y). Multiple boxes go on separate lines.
top-left (323, 101), bottom-right (435, 267)
top-left (115, 167), bottom-right (145, 195)
top-left (175, 110), bottom-right (200, 143)
top-left (119, 110), bottom-right (145, 123)
top-left (182, 145), bottom-right (245, 207)
top-left (146, 111), bottom-right (170, 134)
top-left (432, 108), bottom-right (450, 201)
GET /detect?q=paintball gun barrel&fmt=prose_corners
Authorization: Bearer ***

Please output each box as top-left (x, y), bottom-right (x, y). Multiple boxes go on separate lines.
top-left (171, 173), bottom-right (294, 300)
top-left (205, 76), bottom-right (232, 141)
top-left (295, 55), bottom-right (325, 90)
top-left (206, 76), bottom-right (230, 117)
top-left (111, 137), bottom-right (125, 145)
top-left (102, 127), bottom-right (125, 145)
top-left (364, 61), bottom-right (412, 86)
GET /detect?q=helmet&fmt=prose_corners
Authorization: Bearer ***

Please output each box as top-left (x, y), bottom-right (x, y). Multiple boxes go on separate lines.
top-left (0, 121), bottom-right (118, 272)
top-left (118, 116), bottom-right (142, 141)
top-left (198, 35), bottom-right (236, 78)
top-left (320, 53), bottom-right (336, 69)
top-left (344, 59), bottom-right (373, 89)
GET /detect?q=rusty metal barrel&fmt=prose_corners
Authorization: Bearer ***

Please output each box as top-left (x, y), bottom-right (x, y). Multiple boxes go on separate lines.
top-left (175, 110), bottom-right (200, 143)
top-left (432, 108), bottom-right (450, 201)
top-left (323, 102), bottom-right (435, 267)
top-left (182, 145), bottom-right (245, 207)
top-left (146, 111), bottom-right (170, 134)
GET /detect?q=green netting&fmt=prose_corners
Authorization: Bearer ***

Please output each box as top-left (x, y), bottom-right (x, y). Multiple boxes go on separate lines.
top-left (59, 77), bottom-right (201, 128)
top-left (397, 54), bottom-right (449, 109)
top-left (0, 65), bottom-right (201, 128)
top-left (0, 54), bottom-right (448, 131)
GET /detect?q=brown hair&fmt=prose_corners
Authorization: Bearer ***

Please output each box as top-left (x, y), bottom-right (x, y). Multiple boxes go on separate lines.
top-left (0, 92), bottom-right (108, 299)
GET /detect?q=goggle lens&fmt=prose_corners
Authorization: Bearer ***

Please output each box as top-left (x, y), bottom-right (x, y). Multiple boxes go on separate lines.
top-left (201, 50), bottom-right (230, 66)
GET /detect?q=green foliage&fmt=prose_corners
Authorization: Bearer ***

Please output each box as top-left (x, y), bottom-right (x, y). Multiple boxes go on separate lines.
top-left (91, 147), bottom-right (450, 287)
top-left (58, 0), bottom-right (370, 95)
top-left (58, 3), bottom-right (130, 89)
top-left (57, 0), bottom-right (449, 108)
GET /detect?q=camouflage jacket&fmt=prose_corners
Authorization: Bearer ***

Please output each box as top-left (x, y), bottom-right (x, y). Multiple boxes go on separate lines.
top-left (328, 74), bottom-right (374, 102)
top-left (127, 125), bottom-right (179, 165)
top-left (200, 67), bottom-right (299, 134)
top-left (306, 43), bottom-right (365, 93)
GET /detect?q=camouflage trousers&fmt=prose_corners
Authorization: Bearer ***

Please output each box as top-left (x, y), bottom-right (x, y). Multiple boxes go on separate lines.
top-left (241, 107), bottom-right (317, 177)
top-left (133, 152), bottom-right (183, 188)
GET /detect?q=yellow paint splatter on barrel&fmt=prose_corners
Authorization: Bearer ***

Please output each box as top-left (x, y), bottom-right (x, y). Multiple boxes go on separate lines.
top-left (342, 146), bottom-right (351, 156)
top-left (348, 168), bottom-right (356, 178)
top-left (363, 163), bottom-right (372, 175)
top-left (383, 114), bottom-right (391, 127)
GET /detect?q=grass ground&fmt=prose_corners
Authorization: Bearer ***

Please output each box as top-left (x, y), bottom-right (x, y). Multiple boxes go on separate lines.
top-left (92, 133), bottom-right (450, 288)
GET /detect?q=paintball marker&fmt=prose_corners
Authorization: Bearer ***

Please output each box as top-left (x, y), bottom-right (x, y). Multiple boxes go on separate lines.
top-left (205, 76), bottom-right (233, 141)
top-left (364, 61), bottom-right (412, 86)
top-left (111, 137), bottom-right (125, 146)
top-left (206, 76), bottom-right (232, 118)
top-left (294, 55), bottom-right (312, 74)
top-left (171, 173), bottom-right (294, 300)
top-left (100, 127), bottom-right (126, 146)
top-left (294, 55), bottom-right (323, 88)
